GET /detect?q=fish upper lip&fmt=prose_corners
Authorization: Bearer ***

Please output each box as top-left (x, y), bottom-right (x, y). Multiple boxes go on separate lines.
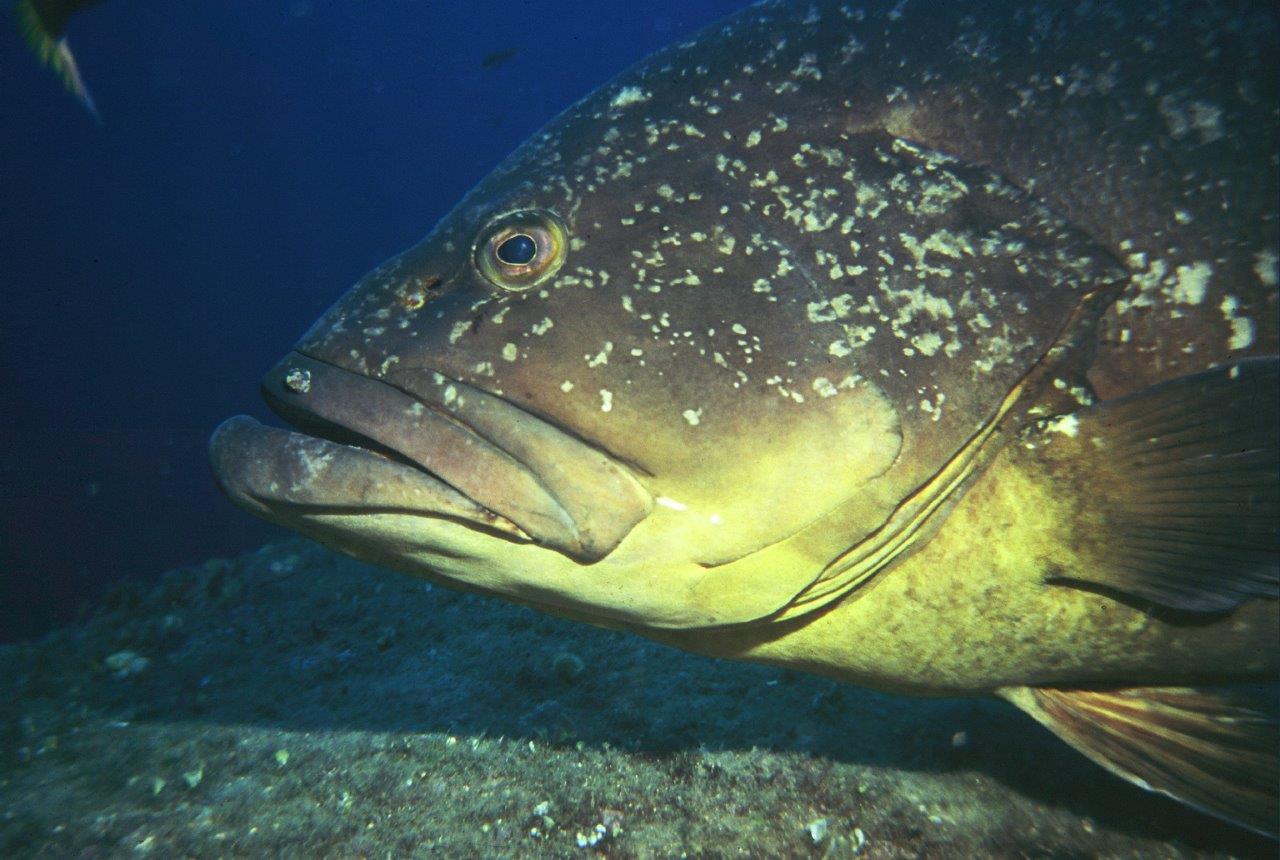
top-left (248, 351), bottom-right (652, 560)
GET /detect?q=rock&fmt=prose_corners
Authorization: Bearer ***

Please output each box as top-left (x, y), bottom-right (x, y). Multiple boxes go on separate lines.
top-left (104, 650), bottom-right (149, 678)
top-left (805, 817), bottom-right (829, 844)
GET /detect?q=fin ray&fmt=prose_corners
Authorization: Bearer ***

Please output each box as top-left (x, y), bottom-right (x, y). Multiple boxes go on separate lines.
top-left (1002, 685), bottom-right (1280, 837)
top-left (1034, 358), bottom-right (1279, 611)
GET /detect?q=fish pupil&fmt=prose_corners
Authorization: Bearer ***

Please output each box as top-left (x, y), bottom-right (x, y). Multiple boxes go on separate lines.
top-left (496, 234), bottom-right (537, 265)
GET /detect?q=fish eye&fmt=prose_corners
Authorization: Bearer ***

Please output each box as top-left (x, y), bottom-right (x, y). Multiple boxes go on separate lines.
top-left (475, 210), bottom-right (568, 291)
top-left (496, 234), bottom-right (537, 265)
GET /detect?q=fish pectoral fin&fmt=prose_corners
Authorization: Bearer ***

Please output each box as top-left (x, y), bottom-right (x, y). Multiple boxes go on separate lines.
top-left (1001, 685), bottom-right (1280, 838)
top-left (1031, 356), bottom-right (1278, 612)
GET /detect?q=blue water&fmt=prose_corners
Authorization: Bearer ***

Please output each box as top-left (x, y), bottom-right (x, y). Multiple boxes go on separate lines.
top-left (0, 1), bottom-right (745, 641)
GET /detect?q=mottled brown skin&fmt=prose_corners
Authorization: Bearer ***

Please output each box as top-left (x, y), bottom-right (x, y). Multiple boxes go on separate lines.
top-left (212, 0), bottom-right (1278, 770)
top-left (296, 0), bottom-right (1277, 408)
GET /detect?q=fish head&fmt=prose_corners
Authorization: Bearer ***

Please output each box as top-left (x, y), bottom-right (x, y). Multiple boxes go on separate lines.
top-left (209, 7), bottom-right (1126, 632)
top-left (210, 72), bottom-right (908, 630)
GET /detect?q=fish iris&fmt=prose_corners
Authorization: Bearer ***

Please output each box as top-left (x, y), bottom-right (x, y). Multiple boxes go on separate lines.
top-left (475, 210), bottom-right (568, 291)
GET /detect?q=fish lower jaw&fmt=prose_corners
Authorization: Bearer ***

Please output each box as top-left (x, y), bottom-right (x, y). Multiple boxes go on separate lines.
top-left (209, 415), bottom-right (534, 546)
top-left (267, 406), bottom-right (532, 541)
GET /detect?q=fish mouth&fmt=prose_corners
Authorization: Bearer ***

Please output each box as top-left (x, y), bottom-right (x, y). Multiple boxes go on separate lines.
top-left (210, 352), bottom-right (652, 561)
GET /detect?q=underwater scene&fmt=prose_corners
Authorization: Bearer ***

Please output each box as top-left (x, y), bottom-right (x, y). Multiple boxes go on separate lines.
top-left (2, 0), bottom-right (1277, 856)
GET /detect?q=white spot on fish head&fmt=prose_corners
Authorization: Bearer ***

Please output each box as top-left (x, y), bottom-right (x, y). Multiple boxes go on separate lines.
top-left (1045, 414), bottom-right (1080, 438)
top-left (1219, 295), bottom-right (1256, 350)
top-left (1170, 262), bottom-right (1212, 306)
top-left (609, 86), bottom-right (652, 110)
top-left (1254, 249), bottom-right (1278, 287)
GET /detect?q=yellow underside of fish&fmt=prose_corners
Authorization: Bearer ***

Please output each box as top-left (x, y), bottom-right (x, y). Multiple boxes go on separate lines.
top-left (644, 440), bottom-right (1279, 695)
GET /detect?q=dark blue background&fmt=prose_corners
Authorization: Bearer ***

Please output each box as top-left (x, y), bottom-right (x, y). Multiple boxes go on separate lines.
top-left (0, 0), bottom-right (745, 641)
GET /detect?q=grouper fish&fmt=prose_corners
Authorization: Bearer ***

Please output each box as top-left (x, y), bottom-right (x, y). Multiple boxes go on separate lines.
top-left (209, 0), bottom-right (1280, 835)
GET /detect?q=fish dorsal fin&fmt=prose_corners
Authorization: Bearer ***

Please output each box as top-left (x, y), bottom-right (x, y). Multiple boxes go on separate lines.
top-left (1029, 357), bottom-right (1279, 612)
top-left (1001, 685), bottom-right (1280, 838)
top-left (775, 282), bottom-right (1120, 621)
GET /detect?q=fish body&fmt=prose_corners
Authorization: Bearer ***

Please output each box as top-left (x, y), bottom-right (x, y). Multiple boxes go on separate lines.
top-left (211, 0), bottom-right (1279, 834)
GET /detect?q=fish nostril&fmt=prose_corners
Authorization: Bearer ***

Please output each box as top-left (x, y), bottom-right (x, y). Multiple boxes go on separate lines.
top-left (399, 275), bottom-right (442, 311)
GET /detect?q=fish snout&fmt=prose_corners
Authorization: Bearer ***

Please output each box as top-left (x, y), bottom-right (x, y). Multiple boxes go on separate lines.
top-left (231, 353), bottom-right (652, 561)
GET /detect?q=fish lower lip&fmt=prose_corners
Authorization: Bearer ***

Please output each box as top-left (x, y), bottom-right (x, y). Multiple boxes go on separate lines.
top-left (231, 352), bottom-right (652, 560)
top-left (209, 415), bottom-right (531, 541)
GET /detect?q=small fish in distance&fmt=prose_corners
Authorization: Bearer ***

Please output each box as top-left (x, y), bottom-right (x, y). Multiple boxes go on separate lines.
top-left (14, 0), bottom-right (105, 119)
top-left (480, 47), bottom-right (517, 71)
